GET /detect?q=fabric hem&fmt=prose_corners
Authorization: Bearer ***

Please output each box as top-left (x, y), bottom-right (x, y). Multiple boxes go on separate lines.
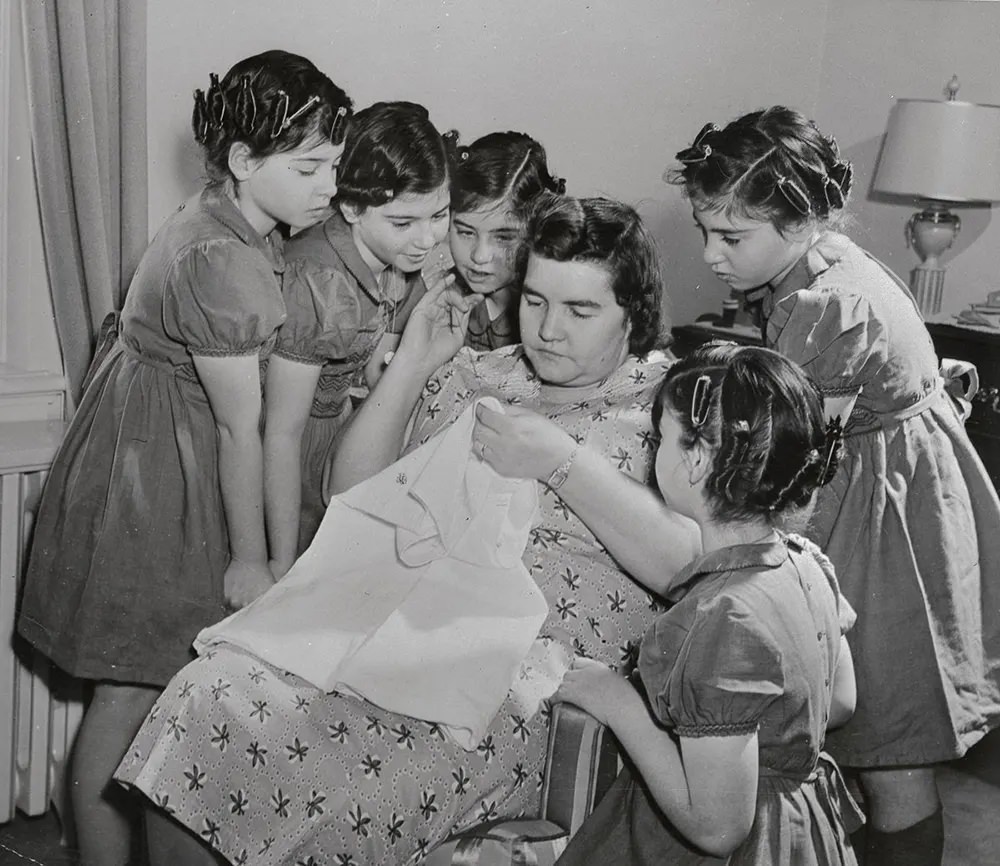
top-left (674, 720), bottom-right (759, 738)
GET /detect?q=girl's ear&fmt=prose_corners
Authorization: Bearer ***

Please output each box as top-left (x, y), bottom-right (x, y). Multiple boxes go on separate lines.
top-left (685, 439), bottom-right (712, 488)
top-left (228, 142), bottom-right (256, 182)
top-left (339, 201), bottom-right (361, 225)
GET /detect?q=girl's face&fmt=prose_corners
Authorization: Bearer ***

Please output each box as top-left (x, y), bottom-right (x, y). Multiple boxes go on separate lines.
top-left (342, 183), bottom-right (451, 274)
top-left (520, 254), bottom-right (631, 388)
top-left (654, 408), bottom-right (700, 520)
top-left (449, 201), bottom-right (522, 296)
top-left (692, 204), bottom-right (812, 293)
top-left (236, 138), bottom-right (344, 235)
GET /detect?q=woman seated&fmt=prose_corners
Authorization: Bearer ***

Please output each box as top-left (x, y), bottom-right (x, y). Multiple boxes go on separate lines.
top-left (115, 193), bottom-right (700, 866)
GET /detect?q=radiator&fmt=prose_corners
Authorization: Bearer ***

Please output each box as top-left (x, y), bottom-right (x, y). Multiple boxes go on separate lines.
top-left (0, 444), bottom-right (85, 824)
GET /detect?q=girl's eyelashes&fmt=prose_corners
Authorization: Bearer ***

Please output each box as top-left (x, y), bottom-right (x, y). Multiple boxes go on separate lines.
top-left (722, 236), bottom-right (740, 247)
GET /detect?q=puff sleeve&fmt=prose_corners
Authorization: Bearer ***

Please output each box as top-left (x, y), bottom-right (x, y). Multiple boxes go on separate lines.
top-left (639, 596), bottom-right (785, 738)
top-left (273, 258), bottom-right (367, 365)
top-left (767, 288), bottom-right (888, 398)
top-left (163, 239), bottom-right (285, 356)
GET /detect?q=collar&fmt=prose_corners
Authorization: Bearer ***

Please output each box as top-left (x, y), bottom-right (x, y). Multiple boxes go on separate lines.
top-left (199, 186), bottom-right (286, 274)
top-left (664, 533), bottom-right (798, 604)
top-left (744, 231), bottom-right (851, 325)
top-left (323, 210), bottom-right (381, 303)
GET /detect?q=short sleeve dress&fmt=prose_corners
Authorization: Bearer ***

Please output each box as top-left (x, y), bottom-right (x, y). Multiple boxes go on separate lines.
top-left (557, 534), bottom-right (863, 866)
top-left (17, 187), bottom-right (287, 686)
top-left (276, 212), bottom-right (426, 551)
top-left (115, 345), bottom-right (674, 866)
top-left (748, 232), bottom-right (1000, 768)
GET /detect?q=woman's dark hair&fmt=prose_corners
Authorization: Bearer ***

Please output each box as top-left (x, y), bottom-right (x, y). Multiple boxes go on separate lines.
top-left (192, 50), bottom-right (352, 185)
top-left (450, 131), bottom-right (565, 219)
top-left (654, 342), bottom-right (841, 523)
top-left (335, 101), bottom-right (450, 210)
top-left (666, 106), bottom-right (854, 235)
top-left (524, 193), bottom-right (665, 355)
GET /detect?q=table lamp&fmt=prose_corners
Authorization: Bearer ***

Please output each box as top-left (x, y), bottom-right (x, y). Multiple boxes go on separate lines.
top-left (872, 76), bottom-right (1000, 315)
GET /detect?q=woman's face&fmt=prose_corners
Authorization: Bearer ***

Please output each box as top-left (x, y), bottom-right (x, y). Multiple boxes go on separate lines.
top-left (692, 203), bottom-right (810, 293)
top-left (520, 254), bottom-right (631, 388)
top-left (449, 201), bottom-right (522, 296)
top-left (342, 182), bottom-right (451, 274)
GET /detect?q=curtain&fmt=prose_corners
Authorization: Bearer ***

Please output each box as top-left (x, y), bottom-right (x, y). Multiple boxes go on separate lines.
top-left (21, 0), bottom-right (147, 403)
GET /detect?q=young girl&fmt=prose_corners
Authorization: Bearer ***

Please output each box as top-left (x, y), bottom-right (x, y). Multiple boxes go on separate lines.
top-left (448, 131), bottom-right (565, 351)
top-left (263, 101), bottom-right (452, 567)
top-left (670, 106), bottom-right (1000, 865)
top-left (16, 50), bottom-right (351, 866)
top-left (554, 342), bottom-right (862, 865)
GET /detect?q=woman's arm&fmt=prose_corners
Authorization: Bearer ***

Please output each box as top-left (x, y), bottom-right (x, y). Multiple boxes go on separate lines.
top-left (192, 353), bottom-right (274, 608)
top-left (328, 276), bottom-right (479, 494)
top-left (828, 635), bottom-right (856, 729)
top-left (263, 356), bottom-right (322, 578)
top-left (474, 404), bottom-right (701, 594)
top-left (555, 659), bottom-right (758, 857)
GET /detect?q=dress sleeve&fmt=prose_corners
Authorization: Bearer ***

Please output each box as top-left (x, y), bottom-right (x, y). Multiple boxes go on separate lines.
top-left (767, 288), bottom-right (888, 398)
top-left (164, 239), bottom-right (285, 356)
top-left (273, 258), bottom-right (365, 365)
top-left (639, 596), bottom-right (785, 738)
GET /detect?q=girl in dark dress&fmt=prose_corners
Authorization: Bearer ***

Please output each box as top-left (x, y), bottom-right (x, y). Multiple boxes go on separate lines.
top-left (555, 343), bottom-right (862, 865)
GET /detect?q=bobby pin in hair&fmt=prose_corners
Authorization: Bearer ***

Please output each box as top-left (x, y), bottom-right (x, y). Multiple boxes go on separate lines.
top-left (192, 89), bottom-right (210, 143)
top-left (821, 415), bottom-right (844, 484)
top-left (676, 122), bottom-right (718, 164)
top-left (690, 374), bottom-right (713, 428)
top-left (234, 75), bottom-right (258, 136)
top-left (776, 175), bottom-right (813, 216)
top-left (329, 105), bottom-right (349, 146)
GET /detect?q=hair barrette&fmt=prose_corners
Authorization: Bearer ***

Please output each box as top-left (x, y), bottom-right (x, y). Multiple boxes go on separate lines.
top-left (690, 374), bottom-right (713, 428)
top-left (676, 122), bottom-right (718, 164)
top-left (776, 175), bottom-right (813, 216)
top-left (192, 88), bottom-right (210, 143)
top-left (207, 73), bottom-right (226, 127)
top-left (329, 105), bottom-right (349, 146)
top-left (235, 75), bottom-right (258, 136)
top-left (821, 415), bottom-right (844, 483)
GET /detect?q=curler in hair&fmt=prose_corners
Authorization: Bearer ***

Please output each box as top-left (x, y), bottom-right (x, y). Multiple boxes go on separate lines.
top-left (776, 175), bottom-right (813, 216)
top-left (676, 122), bottom-right (718, 164)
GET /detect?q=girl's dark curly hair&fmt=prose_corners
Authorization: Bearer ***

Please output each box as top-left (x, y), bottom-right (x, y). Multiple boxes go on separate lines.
top-left (193, 50), bottom-right (352, 185)
top-left (335, 101), bottom-right (451, 211)
top-left (666, 106), bottom-right (853, 235)
top-left (654, 342), bottom-right (842, 523)
top-left (524, 193), bottom-right (666, 355)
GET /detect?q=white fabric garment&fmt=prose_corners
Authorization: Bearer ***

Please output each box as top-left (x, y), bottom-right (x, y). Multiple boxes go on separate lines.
top-left (195, 398), bottom-right (546, 749)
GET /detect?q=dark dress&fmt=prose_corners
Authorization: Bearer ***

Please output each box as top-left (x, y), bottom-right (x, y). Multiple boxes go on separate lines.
top-left (17, 188), bottom-right (287, 686)
top-left (750, 232), bottom-right (1000, 767)
top-left (557, 534), bottom-right (862, 866)
top-left (277, 212), bottom-right (425, 551)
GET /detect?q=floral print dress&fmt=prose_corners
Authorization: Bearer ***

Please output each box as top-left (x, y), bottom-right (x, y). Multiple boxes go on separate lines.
top-left (115, 346), bottom-right (672, 865)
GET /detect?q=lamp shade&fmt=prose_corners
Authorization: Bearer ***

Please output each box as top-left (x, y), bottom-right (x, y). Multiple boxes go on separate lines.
top-left (873, 99), bottom-right (1000, 202)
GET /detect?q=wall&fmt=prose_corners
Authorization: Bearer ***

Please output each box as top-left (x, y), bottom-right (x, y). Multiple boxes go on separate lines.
top-left (146, 0), bottom-right (830, 328)
top-left (815, 0), bottom-right (1000, 319)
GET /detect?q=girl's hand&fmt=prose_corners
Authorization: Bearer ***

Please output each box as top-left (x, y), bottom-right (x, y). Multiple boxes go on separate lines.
top-left (553, 657), bottom-right (642, 727)
top-left (474, 403), bottom-right (577, 481)
top-left (224, 559), bottom-right (275, 610)
top-left (397, 274), bottom-right (482, 375)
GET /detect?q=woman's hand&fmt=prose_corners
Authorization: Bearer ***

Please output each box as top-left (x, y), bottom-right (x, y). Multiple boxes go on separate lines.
top-left (473, 403), bottom-right (577, 481)
top-left (224, 559), bottom-right (275, 610)
top-left (397, 274), bottom-right (482, 375)
top-left (553, 657), bottom-right (643, 727)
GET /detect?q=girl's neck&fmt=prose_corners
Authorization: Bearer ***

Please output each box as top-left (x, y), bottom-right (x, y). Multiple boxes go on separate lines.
top-left (228, 181), bottom-right (277, 238)
top-left (350, 225), bottom-right (390, 280)
top-left (698, 519), bottom-right (778, 556)
top-left (769, 227), bottom-right (823, 288)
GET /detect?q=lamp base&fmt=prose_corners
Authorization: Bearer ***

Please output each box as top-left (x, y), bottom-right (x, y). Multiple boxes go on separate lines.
top-left (910, 266), bottom-right (945, 316)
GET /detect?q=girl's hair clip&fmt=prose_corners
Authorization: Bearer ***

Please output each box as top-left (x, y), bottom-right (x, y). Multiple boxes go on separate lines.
top-left (820, 415), bottom-right (844, 483)
top-left (676, 122), bottom-right (718, 164)
top-left (270, 93), bottom-right (321, 140)
top-left (192, 88), bottom-right (210, 143)
top-left (459, 148), bottom-right (470, 161)
top-left (234, 75), bottom-right (258, 136)
top-left (776, 175), bottom-right (813, 216)
top-left (207, 73), bottom-right (226, 127)
top-left (330, 105), bottom-right (349, 146)
top-left (690, 374), bottom-right (713, 428)
top-left (731, 419), bottom-right (750, 435)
